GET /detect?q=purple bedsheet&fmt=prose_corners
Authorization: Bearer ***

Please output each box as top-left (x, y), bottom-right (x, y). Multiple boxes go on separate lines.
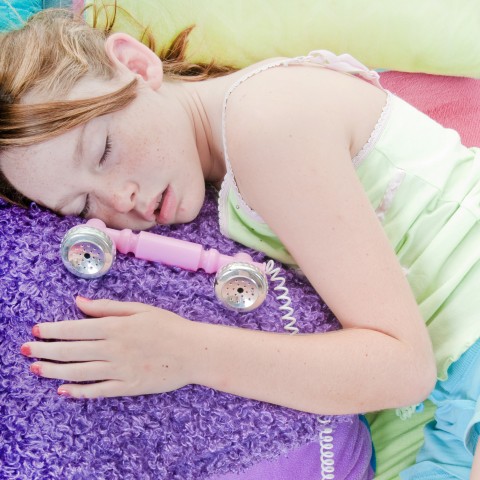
top-left (0, 187), bottom-right (373, 479)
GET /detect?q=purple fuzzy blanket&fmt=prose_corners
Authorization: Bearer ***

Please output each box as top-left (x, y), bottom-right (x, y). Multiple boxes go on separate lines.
top-left (0, 187), bottom-right (364, 479)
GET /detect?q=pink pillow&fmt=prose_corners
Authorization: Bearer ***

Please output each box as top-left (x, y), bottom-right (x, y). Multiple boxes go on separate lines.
top-left (381, 72), bottom-right (480, 148)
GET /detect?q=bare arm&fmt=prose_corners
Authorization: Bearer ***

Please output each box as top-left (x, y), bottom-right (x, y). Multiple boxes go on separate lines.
top-left (200, 65), bottom-right (437, 413)
top-left (23, 66), bottom-right (436, 413)
top-left (25, 290), bottom-right (433, 414)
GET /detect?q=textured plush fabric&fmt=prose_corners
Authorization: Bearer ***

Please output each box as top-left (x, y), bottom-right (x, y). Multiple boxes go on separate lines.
top-left (0, 188), bottom-right (365, 479)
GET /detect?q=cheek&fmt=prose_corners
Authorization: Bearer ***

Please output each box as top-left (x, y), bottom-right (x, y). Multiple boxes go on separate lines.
top-left (118, 126), bottom-right (162, 168)
top-left (3, 156), bottom-right (69, 208)
top-left (114, 141), bottom-right (147, 176)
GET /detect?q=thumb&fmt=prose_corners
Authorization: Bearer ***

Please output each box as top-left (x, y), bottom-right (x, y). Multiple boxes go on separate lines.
top-left (75, 296), bottom-right (153, 317)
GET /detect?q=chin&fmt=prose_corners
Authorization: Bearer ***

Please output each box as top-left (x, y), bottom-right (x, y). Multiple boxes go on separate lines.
top-left (177, 201), bottom-right (203, 225)
top-left (175, 211), bottom-right (200, 225)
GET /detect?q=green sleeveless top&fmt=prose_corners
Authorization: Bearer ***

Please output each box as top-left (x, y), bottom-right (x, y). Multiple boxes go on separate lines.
top-left (218, 51), bottom-right (480, 380)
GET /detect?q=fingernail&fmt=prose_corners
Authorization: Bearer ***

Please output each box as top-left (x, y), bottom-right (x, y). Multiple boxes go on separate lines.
top-left (30, 364), bottom-right (42, 376)
top-left (20, 344), bottom-right (31, 356)
top-left (58, 388), bottom-right (71, 398)
top-left (77, 296), bottom-right (92, 302)
top-left (32, 325), bottom-right (41, 338)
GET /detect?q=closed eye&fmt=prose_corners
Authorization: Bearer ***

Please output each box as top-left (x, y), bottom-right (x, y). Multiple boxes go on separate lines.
top-left (80, 135), bottom-right (112, 217)
top-left (79, 196), bottom-right (90, 218)
top-left (100, 135), bottom-right (112, 166)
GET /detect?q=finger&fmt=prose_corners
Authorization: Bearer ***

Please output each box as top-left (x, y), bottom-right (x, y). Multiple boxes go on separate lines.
top-left (21, 340), bottom-right (110, 362)
top-left (76, 297), bottom-right (152, 317)
top-left (32, 319), bottom-right (110, 340)
top-left (57, 380), bottom-right (128, 399)
top-left (31, 360), bottom-right (114, 382)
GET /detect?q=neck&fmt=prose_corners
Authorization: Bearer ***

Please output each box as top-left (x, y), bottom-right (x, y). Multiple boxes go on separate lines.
top-left (164, 75), bottom-right (235, 186)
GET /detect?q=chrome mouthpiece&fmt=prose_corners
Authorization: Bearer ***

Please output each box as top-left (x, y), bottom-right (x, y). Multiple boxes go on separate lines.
top-left (214, 262), bottom-right (268, 312)
top-left (60, 225), bottom-right (116, 279)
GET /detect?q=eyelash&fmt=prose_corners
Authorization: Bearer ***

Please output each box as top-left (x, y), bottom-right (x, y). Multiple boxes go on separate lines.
top-left (80, 136), bottom-right (112, 218)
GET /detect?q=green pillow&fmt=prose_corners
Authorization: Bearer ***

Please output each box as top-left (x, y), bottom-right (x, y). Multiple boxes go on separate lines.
top-left (84, 0), bottom-right (480, 78)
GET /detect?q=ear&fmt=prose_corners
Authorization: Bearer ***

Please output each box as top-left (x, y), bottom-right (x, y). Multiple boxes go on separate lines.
top-left (105, 33), bottom-right (163, 90)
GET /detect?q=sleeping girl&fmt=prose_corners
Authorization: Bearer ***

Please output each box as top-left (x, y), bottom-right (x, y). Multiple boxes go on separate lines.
top-left (0, 9), bottom-right (479, 479)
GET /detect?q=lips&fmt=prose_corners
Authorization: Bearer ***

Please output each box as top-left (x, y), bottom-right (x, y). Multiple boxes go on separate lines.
top-left (155, 186), bottom-right (175, 224)
top-left (153, 194), bottom-right (164, 218)
top-left (144, 194), bottom-right (161, 221)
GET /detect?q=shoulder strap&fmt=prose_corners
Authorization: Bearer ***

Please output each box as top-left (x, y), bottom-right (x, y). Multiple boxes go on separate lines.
top-left (220, 51), bottom-right (383, 217)
top-left (222, 51), bottom-right (382, 168)
top-left (285, 50), bottom-right (382, 88)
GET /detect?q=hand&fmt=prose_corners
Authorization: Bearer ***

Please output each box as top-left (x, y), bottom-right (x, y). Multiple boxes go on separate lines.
top-left (20, 297), bottom-right (193, 399)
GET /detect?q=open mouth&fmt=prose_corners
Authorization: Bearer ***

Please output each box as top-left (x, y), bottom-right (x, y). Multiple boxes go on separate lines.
top-left (153, 197), bottom-right (163, 217)
top-left (153, 186), bottom-right (170, 222)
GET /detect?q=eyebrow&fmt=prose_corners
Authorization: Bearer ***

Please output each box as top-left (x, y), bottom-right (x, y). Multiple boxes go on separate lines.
top-left (52, 123), bottom-right (87, 213)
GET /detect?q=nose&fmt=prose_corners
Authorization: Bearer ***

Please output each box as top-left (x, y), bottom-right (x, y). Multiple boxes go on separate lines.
top-left (100, 181), bottom-right (138, 214)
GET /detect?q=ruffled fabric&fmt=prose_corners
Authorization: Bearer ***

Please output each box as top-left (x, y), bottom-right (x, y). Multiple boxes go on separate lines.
top-left (219, 51), bottom-right (480, 381)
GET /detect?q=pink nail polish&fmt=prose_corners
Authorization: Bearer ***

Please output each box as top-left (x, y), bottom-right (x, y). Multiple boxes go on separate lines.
top-left (20, 344), bottom-right (31, 356)
top-left (30, 364), bottom-right (42, 376)
top-left (32, 325), bottom-right (41, 338)
top-left (58, 388), bottom-right (71, 398)
top-left (77, 296), bottom-right (91, 302)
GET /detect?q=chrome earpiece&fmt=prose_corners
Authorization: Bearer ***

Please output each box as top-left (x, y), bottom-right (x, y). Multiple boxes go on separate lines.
top-left (60, 225), bottom-right (116, 279)
top-left (214, 262), bottom-right (268, 312)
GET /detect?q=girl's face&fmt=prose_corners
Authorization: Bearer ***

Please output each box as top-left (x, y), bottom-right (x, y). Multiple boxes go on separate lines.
top-left (1, 75), bottom-right (207, 230)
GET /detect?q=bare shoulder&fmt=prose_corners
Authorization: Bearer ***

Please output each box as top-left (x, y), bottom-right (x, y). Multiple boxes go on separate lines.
top-left (224, 64), bottom-right (387, 208)
top-left (223, 65), bottom-right (429, 344)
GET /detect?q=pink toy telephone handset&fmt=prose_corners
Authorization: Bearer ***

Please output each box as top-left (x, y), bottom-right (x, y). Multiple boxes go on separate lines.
top-left (60, 219), bottom-right (268, 312)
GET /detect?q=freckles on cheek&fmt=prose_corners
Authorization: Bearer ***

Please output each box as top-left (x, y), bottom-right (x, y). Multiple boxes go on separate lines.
top-left (120, 139), bottom-right (151, 172)
top-left (3, 156), bottom-right (49, 204)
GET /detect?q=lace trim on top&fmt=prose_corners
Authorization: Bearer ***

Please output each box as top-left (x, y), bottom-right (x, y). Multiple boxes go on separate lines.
top-left (218, 50), bottom-right (386, 232)
top-left (352, 91), bottom-right (393, 168)
top-left (219, 59), bottom-right (287, 230)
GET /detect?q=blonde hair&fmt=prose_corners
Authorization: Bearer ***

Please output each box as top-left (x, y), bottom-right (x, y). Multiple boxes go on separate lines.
top-left (0, 6), bottom-right (235, 207)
